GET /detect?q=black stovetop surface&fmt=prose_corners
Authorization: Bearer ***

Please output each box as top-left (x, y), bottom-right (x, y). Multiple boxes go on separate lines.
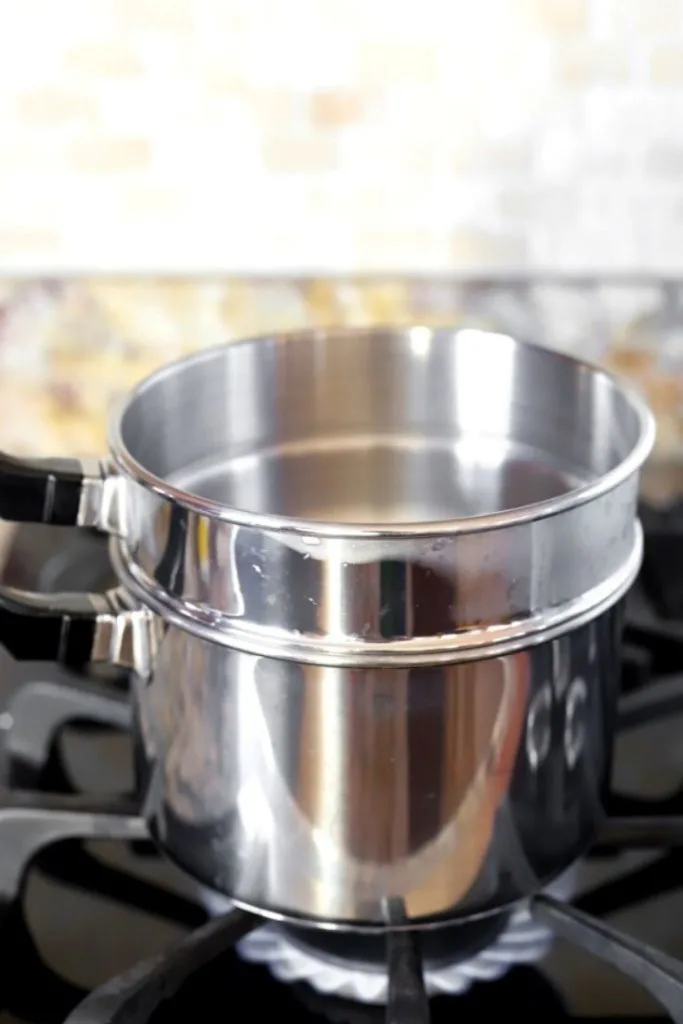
top-left (4, 503), bottom-right (683, 1021)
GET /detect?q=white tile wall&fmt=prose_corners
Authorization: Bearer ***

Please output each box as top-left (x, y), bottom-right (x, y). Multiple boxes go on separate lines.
top-left (2, 0), bottom-right (683, 272)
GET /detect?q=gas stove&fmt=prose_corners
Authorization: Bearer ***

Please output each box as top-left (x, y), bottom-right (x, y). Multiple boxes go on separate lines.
top-left (3, 507), bottom-right (683, 1022)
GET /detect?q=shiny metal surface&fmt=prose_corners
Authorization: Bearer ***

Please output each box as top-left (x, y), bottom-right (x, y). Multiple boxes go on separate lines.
top-left (88, 588), bottom-right (158, 674)
top-left (105, 327), bottom-right (653, 663)
top-left (76, 458), bottom-right (127, 536)
top-left (133, 605), bottom-right (622, 928)
top-left (0, 326), bottom-right (654, 930)
top-left (111, 506), bottom-right (642, 667)
top-left (113, 327), bottom-right (652, 531)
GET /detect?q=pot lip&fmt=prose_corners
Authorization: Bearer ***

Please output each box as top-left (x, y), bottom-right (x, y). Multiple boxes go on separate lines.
top-left (107, 326), bottom-right (656, 540)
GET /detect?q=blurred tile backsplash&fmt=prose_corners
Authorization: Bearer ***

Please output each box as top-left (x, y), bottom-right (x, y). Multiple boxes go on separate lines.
top-left (4, 0), bottom-right (683, 272)
top-left (0, 277), bottom-right (681, 463)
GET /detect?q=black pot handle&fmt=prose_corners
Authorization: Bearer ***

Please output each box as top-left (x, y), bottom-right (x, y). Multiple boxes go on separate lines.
top-left (0, 453), bottom-right (120, 531)
top-left (0, 584), bottom-right (152, 671)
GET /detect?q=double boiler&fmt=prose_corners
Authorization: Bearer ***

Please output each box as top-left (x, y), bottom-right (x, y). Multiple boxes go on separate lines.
top-left (0, 326), bottom-right (654, 930)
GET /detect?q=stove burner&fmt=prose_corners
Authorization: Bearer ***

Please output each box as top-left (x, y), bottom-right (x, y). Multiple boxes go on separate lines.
top-left (270, 911), bottom-right (511, 973)
top-left (236, 869), bottom-right (575, 1004)
top-left (292, 966), bottom-right (569, 1023)
top-left (5, 510), bottom-right (683, 1021)
top-left (96, 945), bottom-right (569, 1024)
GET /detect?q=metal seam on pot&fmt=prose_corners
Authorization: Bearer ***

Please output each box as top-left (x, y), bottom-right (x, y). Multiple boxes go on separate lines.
top-left (108, 526), bottom-right (642, 668)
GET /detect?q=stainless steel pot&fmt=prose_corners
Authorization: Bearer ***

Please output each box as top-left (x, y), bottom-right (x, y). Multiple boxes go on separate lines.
top-left (0, 326), bottom-right (654, 930)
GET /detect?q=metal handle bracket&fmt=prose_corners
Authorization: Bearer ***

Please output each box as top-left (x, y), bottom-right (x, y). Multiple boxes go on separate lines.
top-left (0, 585), bottom-right (157, 673)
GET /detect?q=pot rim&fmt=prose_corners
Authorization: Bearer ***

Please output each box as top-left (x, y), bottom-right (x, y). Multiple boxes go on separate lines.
top-left (107, 326), bottom-right (656, 540)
